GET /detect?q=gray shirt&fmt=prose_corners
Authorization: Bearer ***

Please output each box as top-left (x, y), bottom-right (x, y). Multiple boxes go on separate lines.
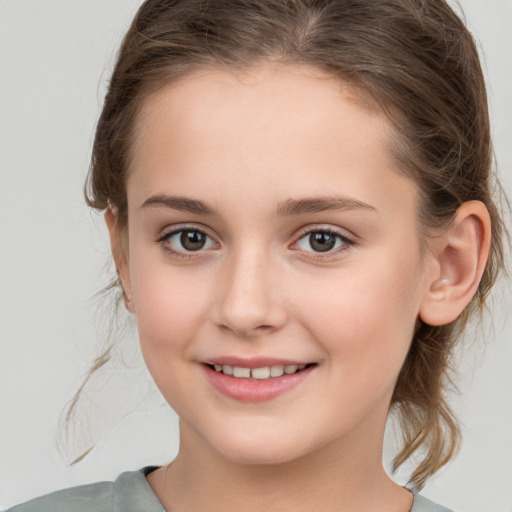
top-left (5, 467), bottom-right (453, 512)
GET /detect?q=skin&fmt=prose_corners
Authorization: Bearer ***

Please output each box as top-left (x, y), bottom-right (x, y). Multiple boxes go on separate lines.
top-left (106, 62), bottom-right (491, 512)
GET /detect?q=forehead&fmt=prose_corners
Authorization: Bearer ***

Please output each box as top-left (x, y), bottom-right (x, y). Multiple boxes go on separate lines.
top-left (131, 62), bottom-right (385, 167)
top-left (127, 62), bottom-right (417, 219)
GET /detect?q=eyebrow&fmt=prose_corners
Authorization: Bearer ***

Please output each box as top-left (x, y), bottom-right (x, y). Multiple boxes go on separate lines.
top-left (141, 195), bottom-right (216, 215)
top-left (275, 196), bottom-right (377, 216)
top-left (141, 194), bottom-right (377, 216)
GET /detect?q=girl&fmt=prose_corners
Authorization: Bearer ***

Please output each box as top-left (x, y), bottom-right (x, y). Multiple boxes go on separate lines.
top-left (4, 1), bottom-right (509, 511)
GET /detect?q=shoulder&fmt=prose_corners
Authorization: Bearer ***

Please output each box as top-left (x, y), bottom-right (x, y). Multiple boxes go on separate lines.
top-left (5, 481), bottom-right (114, 512)
top-left (411, 493), bottom-right (454, 512)
top-left (4, 467), bottom-right (165, 512)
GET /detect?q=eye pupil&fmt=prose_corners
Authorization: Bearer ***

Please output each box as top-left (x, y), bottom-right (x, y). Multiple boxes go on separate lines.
top-left (309, 232), bottom-right (336, 252)
top-left (180, 230), bottom-right (206, 251)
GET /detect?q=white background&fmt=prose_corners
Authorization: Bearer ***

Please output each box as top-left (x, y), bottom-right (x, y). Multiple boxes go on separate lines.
top-left (1, 1), bottom-right (511, 510)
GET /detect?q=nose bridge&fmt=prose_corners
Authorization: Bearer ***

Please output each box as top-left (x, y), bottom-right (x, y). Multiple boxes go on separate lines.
top-left (215, 242), bottom-right (286, 337)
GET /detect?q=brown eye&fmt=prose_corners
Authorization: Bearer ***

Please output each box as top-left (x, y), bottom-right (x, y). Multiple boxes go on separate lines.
top-left (295, 229), bottom-right (353, 255)
top-left (162, 228), bottom-right (217, 254)
top-left (180, 230), bottom-right (207, 251)
top-left (308, 232), bottom-right (337, 252)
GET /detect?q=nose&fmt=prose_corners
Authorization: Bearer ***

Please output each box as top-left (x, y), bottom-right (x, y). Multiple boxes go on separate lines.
top-left (213, 248), bottom-right (288, 338)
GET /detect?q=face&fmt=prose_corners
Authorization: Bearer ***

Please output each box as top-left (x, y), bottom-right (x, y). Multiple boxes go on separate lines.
top-left (114, 63), bottom-right (433, 466)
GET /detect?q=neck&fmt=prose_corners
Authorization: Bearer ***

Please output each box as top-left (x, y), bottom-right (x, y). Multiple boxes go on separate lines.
top-left (148, 420), bottom-right (412, 512)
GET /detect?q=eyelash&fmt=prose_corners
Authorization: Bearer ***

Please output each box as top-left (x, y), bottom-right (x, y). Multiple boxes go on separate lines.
top-left (157, 225), bottom-right (218, 259)
top-left (292, 228), bottom-right (356, 260)
top-left (157, 226), bottom-right (356, 260)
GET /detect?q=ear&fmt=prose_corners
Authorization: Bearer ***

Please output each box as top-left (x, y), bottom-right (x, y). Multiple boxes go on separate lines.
top-left (419, 200), bottom-right (491, 326)
top-left (105, 208), bottom-right (134, 314)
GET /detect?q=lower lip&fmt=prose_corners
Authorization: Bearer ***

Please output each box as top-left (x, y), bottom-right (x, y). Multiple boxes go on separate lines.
top-left (202, 364), bottom-right (315, 402)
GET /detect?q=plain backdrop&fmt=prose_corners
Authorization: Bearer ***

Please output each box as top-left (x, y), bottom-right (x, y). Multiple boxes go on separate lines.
top-left (1, 1), bottom-right (511, 511)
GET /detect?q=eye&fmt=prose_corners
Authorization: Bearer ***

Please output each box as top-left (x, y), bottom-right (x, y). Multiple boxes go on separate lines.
top-left (162, 228), bottom-right (217, 253)
top-left (295, 230), bottom-right (353, 254)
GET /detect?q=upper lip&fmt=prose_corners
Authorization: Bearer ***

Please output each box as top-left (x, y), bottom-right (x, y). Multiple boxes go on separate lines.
top-left (202, 356), bottom-right (314, 368)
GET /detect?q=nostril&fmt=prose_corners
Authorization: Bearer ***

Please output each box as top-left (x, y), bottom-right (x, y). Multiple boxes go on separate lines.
top-left (216, 322), bottom-right (277, 338)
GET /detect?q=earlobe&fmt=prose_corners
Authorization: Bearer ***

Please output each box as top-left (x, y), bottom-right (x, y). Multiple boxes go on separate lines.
top-left (105, 208), bottom-right (134, 314)
top-left (419, 201), bottom-right (491, 326)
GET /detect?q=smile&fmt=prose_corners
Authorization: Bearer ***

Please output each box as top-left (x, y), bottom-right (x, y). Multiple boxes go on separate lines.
top-left (207, 363), bottom-right (309, 379)
top-left (202, 361), bottom-right (317, 402)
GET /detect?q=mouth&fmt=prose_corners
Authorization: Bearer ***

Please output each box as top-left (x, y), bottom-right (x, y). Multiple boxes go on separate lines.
top-left (204, 362), bottom-right (314, 380)
top-left (201, 360), bottom-right (318, 402)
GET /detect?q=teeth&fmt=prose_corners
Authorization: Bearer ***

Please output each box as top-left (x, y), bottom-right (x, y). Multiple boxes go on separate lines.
top-left (270, 365), bottom-right (284, 377)
top-left (233, 366), bottom-right (251, 378)
top-left (284, 364), bottom-right (298, 374)
top-left (251, 367), bottom-right (271, 379)
top-left (212, 363), bottom-right (308, 379)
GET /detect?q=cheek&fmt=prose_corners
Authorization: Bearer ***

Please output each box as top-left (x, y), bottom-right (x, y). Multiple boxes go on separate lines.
top-left (129, 257), bottom-right (213, 364)
top-left (296, 249), bottom-right (423, 379)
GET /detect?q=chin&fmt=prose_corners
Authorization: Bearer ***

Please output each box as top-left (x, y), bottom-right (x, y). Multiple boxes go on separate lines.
top-left (219, 446), bottom-right (302, 466)
top-left (205, 427), bottom-right (313, 466)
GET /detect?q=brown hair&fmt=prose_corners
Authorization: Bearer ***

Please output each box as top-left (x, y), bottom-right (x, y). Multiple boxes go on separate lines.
top-left (82, 0), bottom-right (507, 490)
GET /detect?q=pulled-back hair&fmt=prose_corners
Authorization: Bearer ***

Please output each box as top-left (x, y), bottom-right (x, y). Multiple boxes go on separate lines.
top-left (83, 0), bottom-right (507, 489)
